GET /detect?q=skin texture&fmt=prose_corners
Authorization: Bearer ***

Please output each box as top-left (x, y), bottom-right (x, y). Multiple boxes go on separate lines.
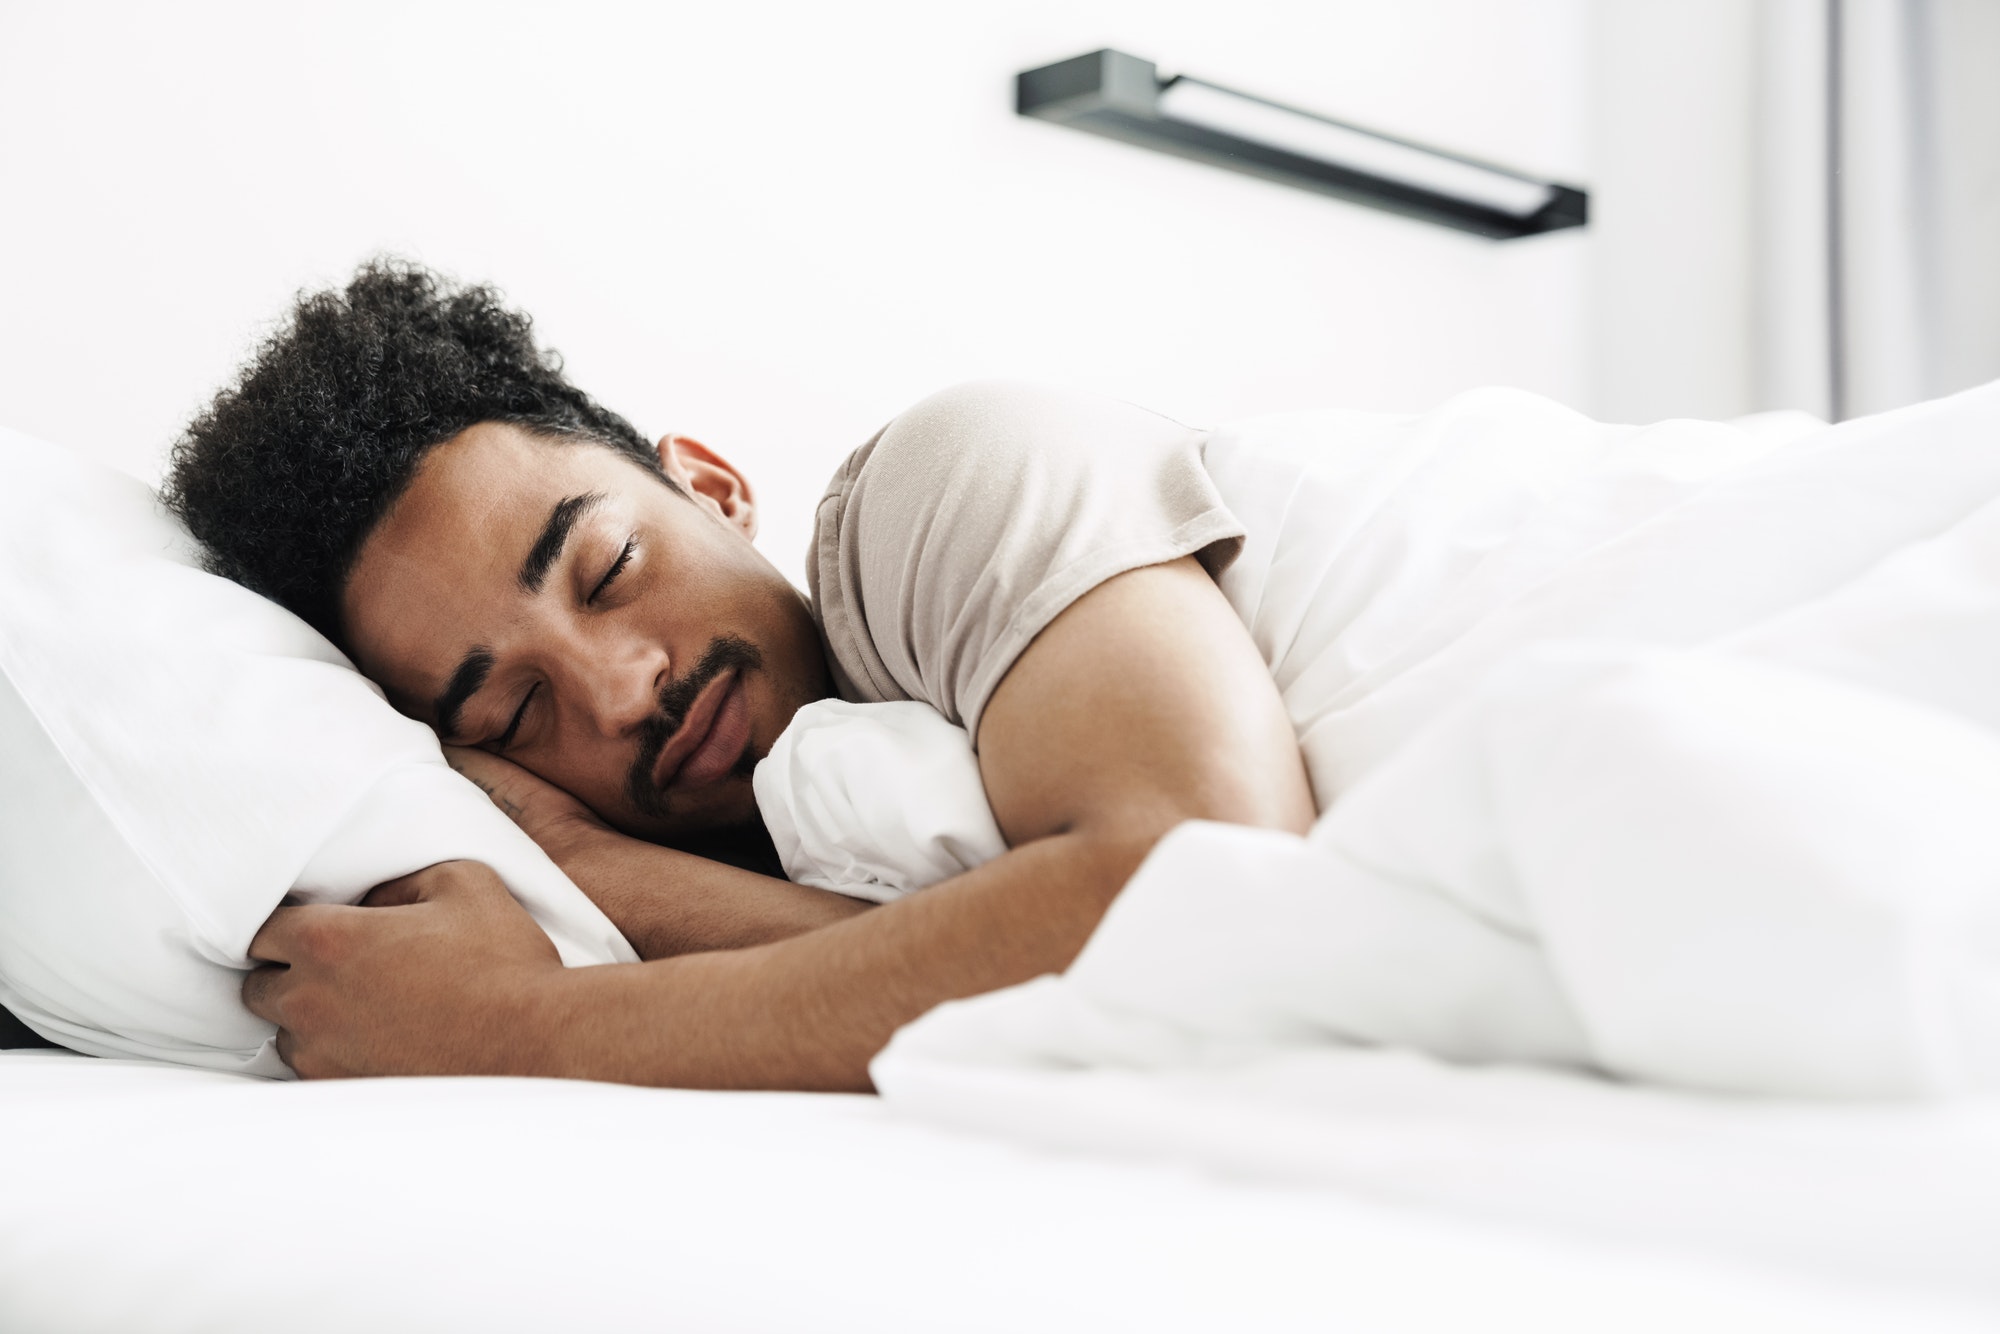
top-left (342, 424), bottom-right (830, 845)
top-left (442, 743), bottom-right (869, 958)
top-left (246, 426), bottom-right (1316, 1090)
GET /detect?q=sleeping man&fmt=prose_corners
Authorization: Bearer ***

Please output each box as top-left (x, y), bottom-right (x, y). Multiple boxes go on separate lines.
top-left (167, 261), bottom-right (1315, 1089)
top-left (167, 259), bottom-right (2000, 1096)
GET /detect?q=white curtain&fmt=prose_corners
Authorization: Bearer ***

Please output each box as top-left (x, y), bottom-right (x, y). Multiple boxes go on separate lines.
top-left (1756, 0), bottom-right (2000, 420)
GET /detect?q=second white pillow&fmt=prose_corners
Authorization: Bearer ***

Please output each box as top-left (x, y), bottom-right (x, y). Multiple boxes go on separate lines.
top-left (0, 425), bottom-right (635, 1076)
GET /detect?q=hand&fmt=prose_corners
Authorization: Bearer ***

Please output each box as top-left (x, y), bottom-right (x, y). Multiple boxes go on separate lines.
top-left (445, 745), bottom-right (606, 859)
top-left (243, 860), bottom-right (566, 1079)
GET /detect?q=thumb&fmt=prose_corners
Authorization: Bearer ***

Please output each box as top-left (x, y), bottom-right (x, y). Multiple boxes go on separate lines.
top-left (360, 859), bottom-right (507, 909)
top-left (360, 873), bottom-right (429, 908)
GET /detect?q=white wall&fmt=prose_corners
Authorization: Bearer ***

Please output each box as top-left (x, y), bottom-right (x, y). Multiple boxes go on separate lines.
top-left (0, 0), bottom-right (1587, 582)
top-left (1585, 0), bottom-right (1758, 424)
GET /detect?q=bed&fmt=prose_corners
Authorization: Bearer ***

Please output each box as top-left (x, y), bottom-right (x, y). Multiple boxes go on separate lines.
top-left (3, 1046), bottom-right (1994, 1332)
top-left (10, 384), bottom-right (2000, 1330)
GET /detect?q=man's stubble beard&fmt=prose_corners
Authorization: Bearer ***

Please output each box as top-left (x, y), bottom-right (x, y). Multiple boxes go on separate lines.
top-left (624, 634), bottom-right (765, 823)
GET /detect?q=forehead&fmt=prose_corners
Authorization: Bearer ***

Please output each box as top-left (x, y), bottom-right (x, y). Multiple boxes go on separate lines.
top-left (339, 422), bottom-right (647, 706)
top-left (380, 421), bottom-right (620, 542)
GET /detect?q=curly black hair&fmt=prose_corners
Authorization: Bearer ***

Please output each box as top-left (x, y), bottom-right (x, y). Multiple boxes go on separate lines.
top-left (163, 258), bottom-right (666, 646)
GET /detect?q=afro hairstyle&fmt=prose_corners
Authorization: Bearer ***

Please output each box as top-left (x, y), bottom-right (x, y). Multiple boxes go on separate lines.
top-left (163, 258), bottom-right (666, 646)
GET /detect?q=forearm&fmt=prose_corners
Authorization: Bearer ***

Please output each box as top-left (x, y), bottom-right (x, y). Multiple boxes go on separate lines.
top-left (544, 820), bottom-right (870, 960)
top-left (447, 744), bottom-right (868, 959)
top-left (515, 824), bottom-right (1150, 1091)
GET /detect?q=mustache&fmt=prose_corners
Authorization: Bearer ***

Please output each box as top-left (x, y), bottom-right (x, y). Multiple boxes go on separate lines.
top-left (626, 635), bottom-right (763, 818)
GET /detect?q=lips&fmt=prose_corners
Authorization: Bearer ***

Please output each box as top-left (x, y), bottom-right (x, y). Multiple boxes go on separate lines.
top-left (650, 668), bottom-right (751, 792)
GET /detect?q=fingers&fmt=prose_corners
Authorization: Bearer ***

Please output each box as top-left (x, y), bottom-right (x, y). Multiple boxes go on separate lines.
top-left (243, 906), bottom-right (369, 1077)
top-left (242, 858), bottom-right (557, 1081)
top-left (360, 874), bottom-right (428, 908)
top-left (248, 972), bottom-right (319, 1078)
top-left (257, 863), bottom-right (506, 939)
top-left (362, 858), bottom-right (507, 907)
top-left (248, 903), bottom-right (306, 963)
top-left (242, 960), bottom-right (289, 1023)
top-left (249, 899), bottom-right (382, 964)
top-left (271, 1026), bottom-right (339, 1081)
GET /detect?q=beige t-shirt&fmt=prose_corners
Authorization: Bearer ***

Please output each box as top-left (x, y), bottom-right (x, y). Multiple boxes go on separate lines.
top-left (811, 382), bottom-right (1814, 817)
top-left (809, 381), bottom-right (1246, 741)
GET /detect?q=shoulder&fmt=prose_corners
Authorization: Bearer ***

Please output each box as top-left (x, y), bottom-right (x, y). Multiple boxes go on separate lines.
top-left (815, 380), bottom-right (1207, 542)
top-left (835, 379), bottom-right (1196, 495)
top-left (811, 379), bottom-right (1202, 586)
top-left (808, 381), bottom-right (1241, 726)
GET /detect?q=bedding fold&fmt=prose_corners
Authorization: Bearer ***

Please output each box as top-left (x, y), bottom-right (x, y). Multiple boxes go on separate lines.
top-left (858, 379), bottom-right (2000, 1103)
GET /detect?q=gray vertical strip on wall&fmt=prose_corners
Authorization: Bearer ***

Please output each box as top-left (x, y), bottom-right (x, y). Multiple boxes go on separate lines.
top-left (1825, 0), bottom-right (1848, 422)
top-left (1926, 0), bottom-right (2000, 399)
top-left (1903, 0), bottom-right (1940, 392)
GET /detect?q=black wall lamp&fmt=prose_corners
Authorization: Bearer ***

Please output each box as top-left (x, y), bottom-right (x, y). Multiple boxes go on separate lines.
top-left (1016, 49), bottom-right (1587, 240)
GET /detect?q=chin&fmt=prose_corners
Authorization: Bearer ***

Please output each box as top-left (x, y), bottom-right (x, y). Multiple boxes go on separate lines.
top-left (619, 776), bottom-right (760, 846)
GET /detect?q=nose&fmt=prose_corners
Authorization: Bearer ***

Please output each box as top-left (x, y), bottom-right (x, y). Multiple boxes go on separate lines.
top-left (571, 632), bottom-right (672, 740)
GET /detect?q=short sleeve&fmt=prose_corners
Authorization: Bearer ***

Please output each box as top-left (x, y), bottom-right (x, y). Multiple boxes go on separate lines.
top-left (809, 381), bottom-right (1245, 739)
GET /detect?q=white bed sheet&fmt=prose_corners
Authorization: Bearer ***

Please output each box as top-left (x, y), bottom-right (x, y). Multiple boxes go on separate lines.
top-left (2, 1050), bottom-right (1989, 1333)
top-left (880, 1041), bottom-right (2000, 1307)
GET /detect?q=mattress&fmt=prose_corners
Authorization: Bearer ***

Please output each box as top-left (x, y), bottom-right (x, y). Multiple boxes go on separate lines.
top-left (2, 1050), bottom-right (1989, 1332)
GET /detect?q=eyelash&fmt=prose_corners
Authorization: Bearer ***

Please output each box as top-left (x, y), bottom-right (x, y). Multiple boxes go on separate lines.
top-left (494, 683), bottom-right (537, 751)
top-left (590, 537), bottom-right (636, 605)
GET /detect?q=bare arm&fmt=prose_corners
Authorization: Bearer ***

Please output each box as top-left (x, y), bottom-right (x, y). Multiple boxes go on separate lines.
top-left (443, 746), bottom-right (869, 957)
top-left (246, 557), bottom-right (1313, 1089)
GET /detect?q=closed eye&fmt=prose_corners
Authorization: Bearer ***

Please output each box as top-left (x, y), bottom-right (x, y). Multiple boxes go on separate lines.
top-left (590, 537), bottom-right (636, 605)
top-left (492, 682), bottom-right (539, 751)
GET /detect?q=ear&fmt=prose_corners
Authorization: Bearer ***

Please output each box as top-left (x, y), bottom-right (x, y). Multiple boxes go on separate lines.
top-left (655, 434), bottom-right (757, 540)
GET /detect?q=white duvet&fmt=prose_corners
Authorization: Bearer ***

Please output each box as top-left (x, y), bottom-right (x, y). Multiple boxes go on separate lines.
top-left (760, 381), bottom-right (2000, 1103)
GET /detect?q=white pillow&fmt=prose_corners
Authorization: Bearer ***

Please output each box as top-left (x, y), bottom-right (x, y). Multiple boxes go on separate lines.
top-left (753, 699), bottom-right (1004, 902)
top-left (0, 426), bottom-right (636, 1076)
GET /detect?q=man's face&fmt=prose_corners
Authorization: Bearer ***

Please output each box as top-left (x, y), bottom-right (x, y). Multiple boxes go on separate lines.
top-left (341, 422), bottom-right (829, 842)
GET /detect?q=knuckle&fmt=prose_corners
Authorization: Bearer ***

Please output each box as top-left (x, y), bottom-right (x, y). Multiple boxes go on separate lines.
top-left (240, 965), bottom-right (277, 1015)
top-left (416, 861), bottom-right (459, 887)
top-left (293, 915), bottom-right (348, 965)
top-left (289, 914), bottom-right (327, 953)
top-left (431, 859), bottom-right (500, 897)
top-left (437, 858), bottom-right (487, 885)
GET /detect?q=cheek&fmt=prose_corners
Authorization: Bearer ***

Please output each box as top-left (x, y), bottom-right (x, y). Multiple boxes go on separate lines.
top-left (527, 731), bottom-right (638, 812)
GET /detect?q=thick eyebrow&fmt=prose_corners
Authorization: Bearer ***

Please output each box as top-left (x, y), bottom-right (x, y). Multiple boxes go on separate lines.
top-left (519, 492), bottom-right (606, 594)
top-left (432, 646), bottom-right (495, 740)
